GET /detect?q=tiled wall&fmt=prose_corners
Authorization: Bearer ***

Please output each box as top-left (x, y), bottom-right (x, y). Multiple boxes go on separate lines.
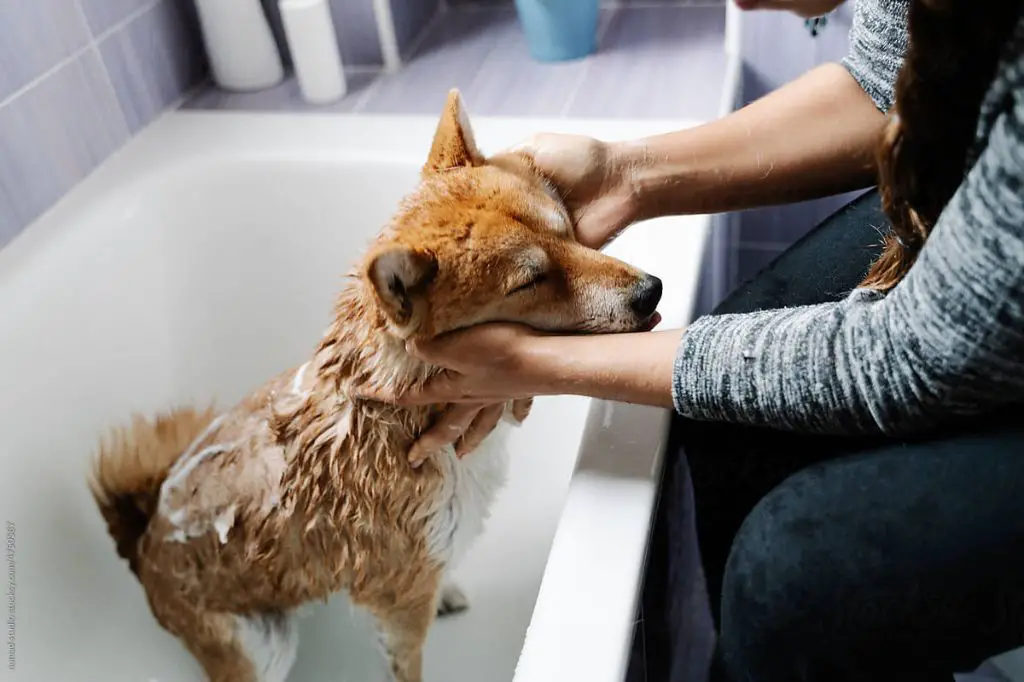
top-left (731, 3), bottom-right (864, 288)
top-left (262, 0), bottom-right (441, 69)
top-left (0, 0), bottom-right (206, 249)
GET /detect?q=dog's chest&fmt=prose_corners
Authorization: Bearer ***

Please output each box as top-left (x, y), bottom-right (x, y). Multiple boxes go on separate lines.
top-left (423, 423), bottom-right (511, 567)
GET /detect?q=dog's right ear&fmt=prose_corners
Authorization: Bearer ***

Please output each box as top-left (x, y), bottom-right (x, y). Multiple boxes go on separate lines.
top-left (422, 89), bottom-right (484, 175)
top-left (365, 246), bottom-right (438, 334)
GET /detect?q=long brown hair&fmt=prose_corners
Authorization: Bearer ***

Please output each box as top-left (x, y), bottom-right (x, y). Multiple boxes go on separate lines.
top-left (860, 0), bottom-right (1022, 291)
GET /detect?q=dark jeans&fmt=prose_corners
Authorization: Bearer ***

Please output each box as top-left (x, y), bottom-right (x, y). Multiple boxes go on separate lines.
top-left (633, 190), bottom-right (1024, 682)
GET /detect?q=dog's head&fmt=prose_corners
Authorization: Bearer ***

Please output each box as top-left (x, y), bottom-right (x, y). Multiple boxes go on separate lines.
top-left (362, 90), bottom-right (662, 340)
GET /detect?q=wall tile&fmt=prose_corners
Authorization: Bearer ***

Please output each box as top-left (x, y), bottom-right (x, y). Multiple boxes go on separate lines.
top-left (462, 10), bottom-right (593, 117)
top-left (0, 0), bottom-right (92, 102)
top-left (261, 0), bottom-right (381, 68)
top-left (390, 0), bottom-right (440, 56)
top-left (566, 6), bottom-right (726, 120)
top-left (78, 0), bottom-right (155, 37)
top-left (0, 51), bottom-right (129, 245)
top-left (98, 0), bottom-right (207, 133)
top-left (330, 0), bottom-right (384, 66)
top-left (360, 8), bottom-right (515, 114)
top-left (0, 183), bottom-right (20, 248)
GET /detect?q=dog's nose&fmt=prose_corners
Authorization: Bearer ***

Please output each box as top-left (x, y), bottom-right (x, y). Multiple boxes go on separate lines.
top-left (631, 274), bottom-right (663, 317)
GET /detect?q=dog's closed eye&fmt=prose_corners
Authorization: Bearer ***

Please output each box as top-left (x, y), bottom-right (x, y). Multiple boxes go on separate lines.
top-left (507, 272), bottom-right (548, 296)
top-left (506, 245), bottom-right (550, 296)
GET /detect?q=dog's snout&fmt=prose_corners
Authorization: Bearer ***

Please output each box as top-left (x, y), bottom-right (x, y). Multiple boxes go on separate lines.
top-left (631, 274), bottom-right (662, 317)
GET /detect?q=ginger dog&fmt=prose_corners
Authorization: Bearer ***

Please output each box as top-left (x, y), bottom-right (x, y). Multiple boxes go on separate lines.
top-left (89, 90), bottom-right (663, 682)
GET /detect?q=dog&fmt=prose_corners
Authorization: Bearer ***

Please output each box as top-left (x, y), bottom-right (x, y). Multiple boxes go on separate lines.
top-left (88, 89), bottom-right (664, 682)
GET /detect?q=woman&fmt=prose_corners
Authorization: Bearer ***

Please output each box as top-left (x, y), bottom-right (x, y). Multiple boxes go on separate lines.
top-left (366, 0), bottom-right (1024, 679)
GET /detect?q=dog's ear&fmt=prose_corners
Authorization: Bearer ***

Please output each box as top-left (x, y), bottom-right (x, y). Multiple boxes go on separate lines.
top-left (423, 89), bottom-right (484, 175)
top-left (366, 246), bottom-right (438, 332)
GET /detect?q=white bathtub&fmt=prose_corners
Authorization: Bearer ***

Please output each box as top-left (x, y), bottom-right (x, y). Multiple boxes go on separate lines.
top-left (0, 111), bottom-right (709, 682)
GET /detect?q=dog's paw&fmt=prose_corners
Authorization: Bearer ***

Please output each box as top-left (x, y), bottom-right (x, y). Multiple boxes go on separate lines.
top-left (437, 584), bottom-right (470, 617)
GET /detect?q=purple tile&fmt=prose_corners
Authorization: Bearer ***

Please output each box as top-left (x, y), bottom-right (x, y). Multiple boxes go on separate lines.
top-left (264, 0), bottom-right (381, 67)
top-left (182, 70), bottom-right (377, 112)
top-left (812, 1), bottom-right (853, 64)
top-left (460, 10), bottom-right (614, 117)
top-left (0, 51), bottom-right (129, 240)
top-left (0, 182), bottom-right (19, 249)
top-left (98, 0), bottom-right (207, 133)
top-left (0, 0), bottom-right (91, 102)
top-left (566, 6), bottom-right (726, 120)
top-left (740, 8), bottom-right (817, 102)
top-left (78, 0), bottom-right (155, 36)
top-left (330, 0), bottom-right (383, 66)
top-left (391, 0), bottom-right (441, 56)
top-left (360, 8), bottom-right (517, 114)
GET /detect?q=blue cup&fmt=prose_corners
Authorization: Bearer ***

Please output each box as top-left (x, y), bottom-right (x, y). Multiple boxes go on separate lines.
top-left (514, 0), bottom-right (600, 62)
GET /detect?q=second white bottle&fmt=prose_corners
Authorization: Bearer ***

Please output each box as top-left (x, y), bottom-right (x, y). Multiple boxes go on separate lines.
top-left (279, 0), bottom-right (348, 104)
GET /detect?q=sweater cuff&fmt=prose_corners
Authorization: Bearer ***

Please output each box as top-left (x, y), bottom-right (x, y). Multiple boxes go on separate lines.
top-left (671, 313), bottom-right (740, 420)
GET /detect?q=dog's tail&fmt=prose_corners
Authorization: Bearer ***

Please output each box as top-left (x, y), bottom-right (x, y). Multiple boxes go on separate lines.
top-left (88, 406), bottom-right (217, 575)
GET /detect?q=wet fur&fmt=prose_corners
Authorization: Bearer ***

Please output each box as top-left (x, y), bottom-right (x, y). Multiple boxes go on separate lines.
top-left (88, 90), bottom-right (660, 682)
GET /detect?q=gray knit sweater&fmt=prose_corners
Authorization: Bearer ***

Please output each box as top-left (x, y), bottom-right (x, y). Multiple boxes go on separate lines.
top-left (672, 1), bottom-right (1024, 436)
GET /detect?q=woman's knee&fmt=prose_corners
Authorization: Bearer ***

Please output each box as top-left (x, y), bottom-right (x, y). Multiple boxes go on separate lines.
top-left (716, 465), bottom-right (854, 682)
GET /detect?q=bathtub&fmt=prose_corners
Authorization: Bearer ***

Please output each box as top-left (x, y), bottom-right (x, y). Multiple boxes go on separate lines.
top-left (0, 110), bottom-right (709, 682)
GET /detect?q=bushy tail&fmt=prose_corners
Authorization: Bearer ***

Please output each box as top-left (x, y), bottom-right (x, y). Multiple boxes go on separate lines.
top-left (88, 406), bottom-right (217, 575)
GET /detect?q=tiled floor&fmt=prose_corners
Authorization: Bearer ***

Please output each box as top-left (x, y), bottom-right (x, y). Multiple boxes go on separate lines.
top-left (184, 4), bottom-right (727, 120)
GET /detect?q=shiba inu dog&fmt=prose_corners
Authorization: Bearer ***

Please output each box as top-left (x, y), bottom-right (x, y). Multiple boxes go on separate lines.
top-left (89, 90), bottom-right (663, 682)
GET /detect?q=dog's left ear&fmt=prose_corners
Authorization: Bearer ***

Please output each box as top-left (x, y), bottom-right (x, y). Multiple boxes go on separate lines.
top-left (366, 245), bottom-right (438, 334)
top-left (423, 89), bottom-right (484, 175)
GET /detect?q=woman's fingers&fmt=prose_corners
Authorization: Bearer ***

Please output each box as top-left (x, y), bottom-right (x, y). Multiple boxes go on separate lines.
top-left (455, 402), bottom-right (506, 458)
top-left (408, 403), bottom-right (485, 467)
top-left (510, 397), bottom-right (533, 423)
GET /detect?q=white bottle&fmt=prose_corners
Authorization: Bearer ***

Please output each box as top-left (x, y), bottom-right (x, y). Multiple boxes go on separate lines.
top-left (279, 0), bottom-right (347, 104)
top-left (193, 0), bottom-right (285, 92)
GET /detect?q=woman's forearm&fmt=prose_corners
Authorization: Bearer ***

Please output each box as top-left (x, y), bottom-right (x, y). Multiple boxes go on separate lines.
top-left (617, 63), bottom-right (887, 219)
top-left (526, 329), bottom-right (684, 409)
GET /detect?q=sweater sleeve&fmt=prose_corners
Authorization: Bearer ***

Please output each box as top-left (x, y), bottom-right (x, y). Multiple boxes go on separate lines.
top-left (671, 50), bottom-right (1024, 437)
top-left (840, 0), bottom-right (911, 112)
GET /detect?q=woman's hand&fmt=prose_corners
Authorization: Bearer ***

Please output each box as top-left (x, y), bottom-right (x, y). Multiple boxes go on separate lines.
top-left (509, 133), bottom-right (643, 249)
top-left (408, 399), bottom-right (532, 468)
top-left (360, 324), bottom-right (548, 466)
top-left (360, 323), bottom-right (682, 465)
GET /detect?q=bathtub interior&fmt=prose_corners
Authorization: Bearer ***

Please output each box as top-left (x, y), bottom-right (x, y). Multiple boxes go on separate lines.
top-left (0, 155), bottom-right (592, 681)
top-left (0, 113), bottom-right (706, 682)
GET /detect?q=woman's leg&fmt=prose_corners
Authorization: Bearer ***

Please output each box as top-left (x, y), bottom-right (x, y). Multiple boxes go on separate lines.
top-left (631, 190), bottom-right (892, 681)
top-left (719, 417), bottom-right (1024, 682)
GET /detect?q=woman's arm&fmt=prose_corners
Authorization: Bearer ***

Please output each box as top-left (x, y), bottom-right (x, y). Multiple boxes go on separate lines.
top-left (520, 1), bottom-right (910, 248)
top-left (377, 47), bottom-right (1024, 439)
top-left (671, 55), bottom-right (1024, 436)
top-left (618, 63), bottom-right (886, 219)
top-left (617, 0), bottom-right (910, 220)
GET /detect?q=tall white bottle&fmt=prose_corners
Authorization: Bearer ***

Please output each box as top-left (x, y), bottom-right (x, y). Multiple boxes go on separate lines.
top-left (193, 0), bottom-right (285, 92)
top-left (279, 0), bottom-right (347, 104)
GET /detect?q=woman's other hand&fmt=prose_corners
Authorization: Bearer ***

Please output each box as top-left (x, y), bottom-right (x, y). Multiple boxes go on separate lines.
top-left (358, 324), bottom-right (547, 466)
top-left (406, 398), bottom-right (533, 468)
top-left (508, 133), bottom-right (642, 249)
